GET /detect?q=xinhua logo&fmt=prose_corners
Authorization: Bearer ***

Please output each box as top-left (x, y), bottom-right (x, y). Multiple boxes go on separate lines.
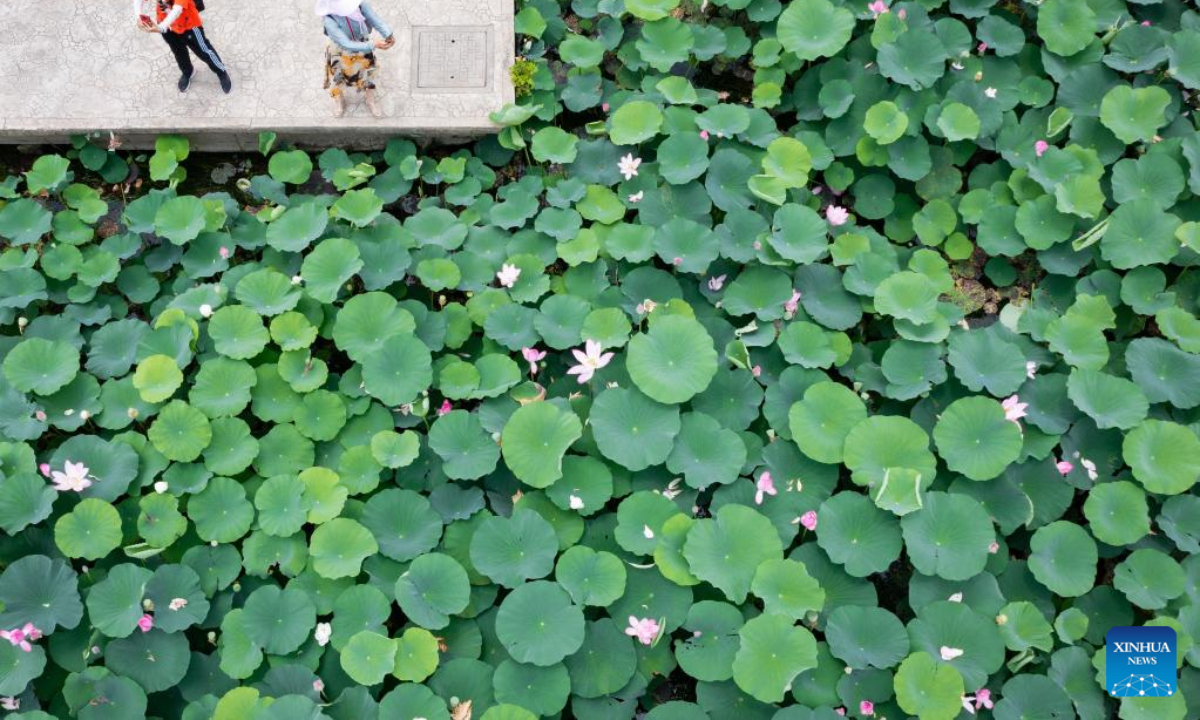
top-left (1106, 626), bottom-right (1177, 698)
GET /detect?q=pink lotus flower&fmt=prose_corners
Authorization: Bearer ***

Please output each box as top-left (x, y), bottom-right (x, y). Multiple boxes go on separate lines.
top-left (0, 697), bottom-right (18, 711)
top-left (974, 688), bottom-right (993, 710)
top-left (567, 339), bottom-right (614, 384)
top-left (977, 42), bottom-right (988, 53)
top-left (497, 263), bottom-right (521, 288)
top-left (38, 463), bottom-right (51, 478)
top-left (628, 191), bottom-right (644, 203)
top-left (836, 709), bottom-right (846, 717)
top-left (0, 624), bottom-right (41, 652)
top-left (1025, 361), bottom-right (1038, 379)
top-left (751, 365), bottom-right (762, 377)
top-left (313, 678), bottom-right (325, 693)
top-left (699, 130), bottom-right (710, 141)
top-left (34, 410), bottom-right (46, 422)
top-left (314, 622), bottom-right (332, 647)
top-left (51, 461), bottom-right (95, 493)
top-left (137, 614), bottom-right (154, 633)
top-left (1140, 20), bottom-right (1150, 26)
top-left (867, 0), bottom-right (888, 16)
top-left (624, 616), bottom-right (661, 646)
top-left (636, 299), bottom-right (658, 315)
top-left (219, 246), bottom-right (231, 259)
top-left (618, 154), bottom-right (642, 181)
top-left (784, 289), bottom-right (802, 316)
top-left (1055, 460), bottom-right (1074, 476)
top-left (897, 8), bottom-right (906, 19)
top-left (707, 274), bottom-right (727, 292)
top-left (602, 103), bottom-right (610, 112)
top-left (988, 541), bottom-right (1000, 554)
top-left (800, 510), bottom-right (818, 531)
top-left (940, 645), bottom-right (964, 661)
top-left (1001, 395), bottom-right (1027, 425)
top-left (521, 347), bottom-right (547, 376)
top-left (754, 471), bottom-right (777, 505)
top-left (826, 205), bottom-right (850, 226)
top-left (1034, 140), bottom-right (1050, 157)
top-left (437, 400), bottom-right (453, 416)
top-left (860, 700), bottom-right (875, 716)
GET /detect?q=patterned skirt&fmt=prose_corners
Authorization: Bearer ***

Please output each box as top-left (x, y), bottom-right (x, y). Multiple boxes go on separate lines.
top-left (323, 43), bottom-right (378, 95)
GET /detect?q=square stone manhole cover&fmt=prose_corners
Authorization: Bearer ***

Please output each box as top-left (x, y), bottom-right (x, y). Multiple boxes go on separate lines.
top-left (413, 27), bottom-right (492, 92)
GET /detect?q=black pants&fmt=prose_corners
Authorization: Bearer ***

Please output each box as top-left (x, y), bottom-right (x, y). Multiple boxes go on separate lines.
top-left (161, 26), bottom-right (227, 78)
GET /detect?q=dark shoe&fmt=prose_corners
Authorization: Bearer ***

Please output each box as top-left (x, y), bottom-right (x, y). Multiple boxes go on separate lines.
top-left (178, 69), bottom-right (195, 93)
top-left (218, 72), bottom-right (232, 94)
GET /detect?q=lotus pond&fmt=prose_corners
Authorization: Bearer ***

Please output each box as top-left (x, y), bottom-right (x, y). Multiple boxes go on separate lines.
top-left (2, 1), bottom-right (1200, 719)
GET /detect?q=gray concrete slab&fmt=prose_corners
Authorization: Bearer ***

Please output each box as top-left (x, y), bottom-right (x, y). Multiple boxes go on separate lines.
top-left (0, 0), bottom-right (514, 148)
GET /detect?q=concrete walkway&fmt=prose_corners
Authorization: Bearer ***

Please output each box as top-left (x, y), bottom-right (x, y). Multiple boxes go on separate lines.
top-left (0, 0), bottom-right (514, 148)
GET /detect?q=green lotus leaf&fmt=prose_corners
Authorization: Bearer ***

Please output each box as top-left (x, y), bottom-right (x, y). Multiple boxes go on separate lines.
top-left (1029, 521), bottom-right (1097, 597)
top-left (1099, 198), bottom-right (1181, 269)
top-left (901, 491), bottom-right (994, 581)
top-left (731, 613), bottom-right (817, 703)
top-left (242, 585), bottom-right (316, 655)
top-left (371, 429), bottom-right (421, 469)
top-left (266, 200), bottom-right (328, 252)
top-left (933, 397), bottom-right (1023, 481)
top-left (148, 400), bottom-right (212, 462)
top-left (1123, 419), bottom-right (1200, 495)
top-left (235, 268), bottom-right (301, 316)
top-left (826, 605), bottom-right (909, 670)
top-left (132, 354), bottom-right (183, 403)
top-left (589, 386), bottom-right (681, 471)
top-left (395, 552), bottom-right (470, 630)
top-left (154, 196), bottom-right (208, 245)
top-left (267, 149), bottom-right (313, 184)
top-left (864, 101), bottom-right (909, 145)
top-left (816, 491), bottom-right (902, 577)
top-left (776, 0), bottom-right (853, 61)
top-left (361, 488), bottom-right (443, 562)
top-left (788, 381), bottom-right (867, 464)
top-left (394, 627), bottom-right (441, 683)
top-left (1100, 85), bottom-right (1171, 145)
top-left (3, 338), bottom-right (79, 396)
top-left (750, 558), bottom-right (824, 620)
top-left (1113, 549), bottom-right (1185, 610)
top-left (207, 305), bottom-right (270, 360)
top-left (894, 652), bottom-right (966, 720)
top-left (309, 517), bottom-right (378, 578)
top-left (0, 555), bottom-right (83, 632)
top-left (500, 401), bottom-right (582, 487)
top-left (684, 504), bottom-right (782, 603)
top-left (666, 411), bottom-right (746, 490)
top-left (253, 474), bottom-right (311, 537)
top-left (55, 498), bottom-right (122, 560)
top-left (342, 630), bottom-right (397, 685)
top-left (86, 564), bottom-right (153, 638)
top-left (564, 618), bottom-right (638, 698)
top-left (333, 291), bottom-right (416, 362)
top-left (469, 509), bottom-right (558, 588)
top-left (0, 198), bottom-right (53, 245)
top-left (609, 101), bottom-right (663, 145)
top-left (495, 580), bottom-right (585, 666)
top-left (188, 476), bottom-right (254, 543)
top-left (361, 334), bottom-right (433, 407)
top-left (554, 545), bottom-right (626, 607)
top-left (104, 629), bottom-right (190, 693)
top-left (843, 415), bottom-right (937, 488)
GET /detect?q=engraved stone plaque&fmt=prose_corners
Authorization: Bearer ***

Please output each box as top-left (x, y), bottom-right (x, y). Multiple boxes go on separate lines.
top-left (414, 27), bottom-right (492, 92)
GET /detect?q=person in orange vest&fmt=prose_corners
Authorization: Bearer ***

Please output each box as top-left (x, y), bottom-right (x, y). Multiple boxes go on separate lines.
top-left (134, 0), bottom-right (232, 94)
